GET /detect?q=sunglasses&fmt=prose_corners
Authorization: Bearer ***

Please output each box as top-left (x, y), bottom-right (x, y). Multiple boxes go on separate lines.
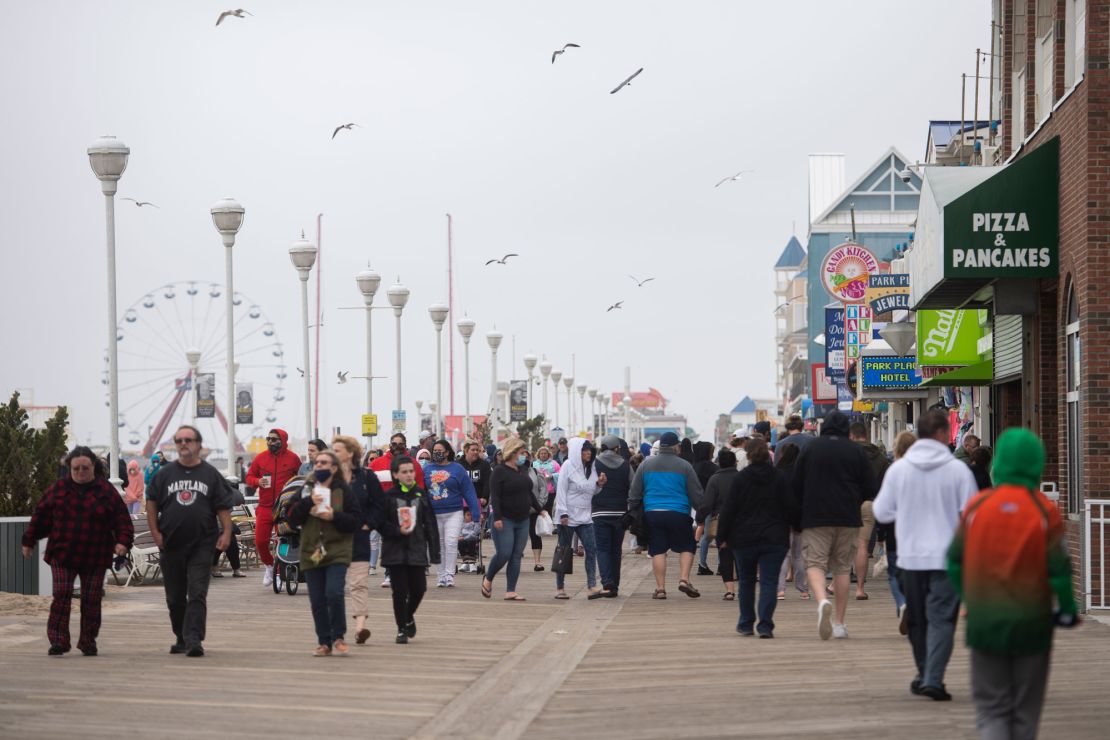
top-left (266, 437), bottom-right (280, 442)
top-left (174, 437), bottom-right (197, 444)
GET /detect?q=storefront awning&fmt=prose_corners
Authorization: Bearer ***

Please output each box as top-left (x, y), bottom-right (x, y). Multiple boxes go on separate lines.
top-left (917, 360), bottom-right (994, 387)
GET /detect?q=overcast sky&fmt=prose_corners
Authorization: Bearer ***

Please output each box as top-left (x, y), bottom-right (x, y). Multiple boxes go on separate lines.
top-left (0, 0), bottom-right (990, 449)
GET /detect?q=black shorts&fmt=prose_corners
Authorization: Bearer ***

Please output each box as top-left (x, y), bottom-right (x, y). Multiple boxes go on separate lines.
top-left (644, 510), bottom-right (696, 556)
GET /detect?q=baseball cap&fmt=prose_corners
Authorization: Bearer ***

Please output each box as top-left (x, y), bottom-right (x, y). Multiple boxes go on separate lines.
top-left (598, 434), bottom-right (620, 451)
top-left (418, 430), bottom-right (433, 440)
top-left (753, 421), bottom-right (771, 435)
top-left (659, 431), bottom-right (680, 447)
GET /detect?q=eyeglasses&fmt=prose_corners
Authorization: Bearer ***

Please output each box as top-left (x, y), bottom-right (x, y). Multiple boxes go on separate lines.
top-left (174, 437), bottom-right (197, 444)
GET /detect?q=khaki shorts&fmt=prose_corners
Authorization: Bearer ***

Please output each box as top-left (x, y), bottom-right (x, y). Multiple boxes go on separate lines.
top-left (858, 501), bottom-right (875, 545)
top-left (345, 563), bottom-right (370, 618)
top-left (802, 526), bottom-right (859, 575)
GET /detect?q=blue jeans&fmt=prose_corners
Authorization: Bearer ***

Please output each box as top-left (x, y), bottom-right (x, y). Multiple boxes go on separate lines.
top-left (486, 517), bottom-right (530, 592)
top-left (304, 563), bottom-right (348, 647)
top-left (698, 527), bottom-right (712, 569)
top-left (556, 523), bottom-right (597, 590)
top-left (735, 545), bottom-right (788, 636)
top-left (887, 551), bottom-right (906, 613)
top-left (593, 517), bottom-right (625, 591)
top-left (369, 530), bottom-right (381, 568)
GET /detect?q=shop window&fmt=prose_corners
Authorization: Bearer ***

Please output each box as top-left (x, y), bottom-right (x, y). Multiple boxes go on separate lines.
top-left (1064, 0), bottom-right (1086, 88)
top-left (1066, 284), bottom-right (1081, 514)
top-left (1035, 26), bottom-right (1055, 121)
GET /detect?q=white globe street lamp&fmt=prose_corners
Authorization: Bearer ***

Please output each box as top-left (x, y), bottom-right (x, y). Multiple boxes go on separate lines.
top-left (588, 388), bottom-right (598, 437)
top-left (289, 234), bottom-right (318, 439)
top-left (428, 401), bottom-right (438, 438)
top-left (487, 330), bottom-right (503, 437)
top-left (387, 281), bottom-right (410, 419)
top-left (210, 196), bottom-right (245, 480)
top-left (523, 354), bottom-right (538, 420)
top-left (550, 368), bottom-right (563, 430)
top-left (539, 360), bottom-right (552, 435)
top-left (576, 383), bottom-right (588, 437)
top-left (356, 269), bottom-right (382, 429)
top-left (623, 394), bottom-right (633, 442)
top-left (428, 302), bottom-right (449, 438)
top-left (89, 135), bottom-right (129, 486)
top-left (563, 375), bottom-right (575, 435)
top-left (457, 318), bottom-right (476, 436)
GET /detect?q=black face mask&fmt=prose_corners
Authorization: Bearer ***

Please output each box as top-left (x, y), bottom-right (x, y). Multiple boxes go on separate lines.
top-left (267, 442), bottom-right (282, 454)
top-left (390, 443), bottom-right (406, 456)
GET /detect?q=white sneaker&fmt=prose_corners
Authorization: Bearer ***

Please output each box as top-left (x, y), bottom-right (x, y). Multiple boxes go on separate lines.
top-left (832, 623), bottom-right (849, 639)
top-left (381, 577), bottom-right (391, 588)
top-left (436, 577), bottom-right (446, 588)
top-left (262, 565), bottom-right (274, 587)
top-left (445, 575), bottom-right (455, 588)
top-left (369, 566), bottom-right (377, 576)
top-left (817, 599), bottom-right (833, 640)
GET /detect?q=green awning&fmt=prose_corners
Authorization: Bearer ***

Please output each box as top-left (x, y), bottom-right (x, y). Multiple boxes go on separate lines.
top-left (918, 360), bottom-right (994, 387)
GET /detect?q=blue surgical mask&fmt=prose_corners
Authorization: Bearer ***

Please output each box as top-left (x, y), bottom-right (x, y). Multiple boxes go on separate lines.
top-left (313, 469), bottom-right (331, 484)
top-left (516, 455), bottom-right (528, 466)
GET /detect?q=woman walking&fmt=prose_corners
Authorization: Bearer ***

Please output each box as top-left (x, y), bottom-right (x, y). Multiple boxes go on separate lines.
top-left (554, 438), bottom-right (603, 600)
top-left (524, 448), bottom-right (552, 571)
top-left (287, 451), bottom-right (361, 656)
top-left (717, 438), bottom-right (796, 638)
top-left (332, 434), bottom-right (384, 645)
top-left (423, 439), bottom-right (480, 588)
top-left (380, 456), bottom-right (440, 644)
top-left (123, 460), bottom-right (145, 515)
top-left (699, 448), bottom-right (739, 600)
top-left (482, 438), bottom-right (538, 601)
top-left (22, 447), bottom-right (134, 656)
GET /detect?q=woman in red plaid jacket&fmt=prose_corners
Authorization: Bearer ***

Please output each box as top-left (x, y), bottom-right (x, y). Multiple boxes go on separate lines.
top-left (22, 447), bottom-right (134, 656)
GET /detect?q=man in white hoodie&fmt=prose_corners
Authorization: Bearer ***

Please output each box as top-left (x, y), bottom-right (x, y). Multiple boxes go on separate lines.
top-left (873, 409), bottom-right (978, 702)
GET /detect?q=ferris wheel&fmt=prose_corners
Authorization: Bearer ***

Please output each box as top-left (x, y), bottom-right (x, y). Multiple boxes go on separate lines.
top-left (104, 280), bottom-right (287, 458)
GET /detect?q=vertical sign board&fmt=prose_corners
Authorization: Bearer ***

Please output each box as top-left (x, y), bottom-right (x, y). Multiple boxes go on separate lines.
top-left (824, 307), bottom-right (846, 383)
top-left (844, 304), bottom-right (873, 363)
top-left (196, 373), bottom-right (215, 418)
top-left (361, 414), bottom-right (378, 436)
top-left (509, 380), bottom-right (528, 422)
top-left (235, 383), bottom-right (253, 424)
top-left (391, 410), bottom-right (406, 432)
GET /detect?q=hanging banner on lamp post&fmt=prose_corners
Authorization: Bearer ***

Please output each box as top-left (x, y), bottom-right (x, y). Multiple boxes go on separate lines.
top-left (509, 380), bottom-right (528, 422)
top-left (195, 373), bottom-right (215, 418)
top-left (235, 383), bottom-right (253, 424)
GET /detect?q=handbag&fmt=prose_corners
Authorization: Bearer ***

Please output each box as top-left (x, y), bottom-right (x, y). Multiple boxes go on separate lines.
top-left (707, 515), bottom-right (718, 541)
top-left (535, 511), bottom-right (554, 537)
top-left (551, 525), bottom-right (574, 575)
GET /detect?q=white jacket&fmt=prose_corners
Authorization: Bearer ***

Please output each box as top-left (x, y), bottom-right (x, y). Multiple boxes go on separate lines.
top-left (555, 438), bottom-right (598, 527)
top-left (873, 438), bottom-right (979, 571)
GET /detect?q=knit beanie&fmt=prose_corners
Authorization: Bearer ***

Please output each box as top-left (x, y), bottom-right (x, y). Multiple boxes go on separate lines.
top-left (991, 427), bottom-right (1044, 492)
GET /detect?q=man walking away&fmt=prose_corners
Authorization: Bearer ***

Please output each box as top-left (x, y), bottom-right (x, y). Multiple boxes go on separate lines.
top-left (593, 435), bottom-right (632, 597)
top-left (245, 428), bottom-right (302, 587)
top-left (147, 425), bottom-right (234, 656)
top-left (947, 428), bottom-right (1078, 739)
top-left (628, 431), bottom-right (704, 599)
top-left (792, 410), bottom-right (877, 640)
top-left (849, 422), bottom-right (889, 600)
top-left (873, 409), bottom-right (978, 700)
top-left (774, 415), bottom-right (813, 455)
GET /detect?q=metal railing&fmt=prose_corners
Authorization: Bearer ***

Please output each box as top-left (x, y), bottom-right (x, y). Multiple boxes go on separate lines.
top-left (1084, 499), bottom-right (1110, 611)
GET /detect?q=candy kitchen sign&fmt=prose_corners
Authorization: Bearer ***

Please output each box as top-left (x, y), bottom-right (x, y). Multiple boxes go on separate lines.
top-left (821, 242), bottom-right (880, 302)
top-left (943, 137), bottom-right (1059, 278)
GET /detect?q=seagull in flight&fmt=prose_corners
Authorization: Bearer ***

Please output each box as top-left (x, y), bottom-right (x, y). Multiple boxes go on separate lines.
top-left (551, 43), bottom-right (580, 64)
top-left (215, 9), bottom-right (252, 26)
top-left (332, 123), bottom-right (359, 139)
top-left (610, 68), bottom-right (643, 94)
top-left (714, 170), bottom-right (755, 188)
top-left (337, 371), bottom-right (349, 384)
top-left (606, 301), bottom-right (624, 312)
top-left (629, 275), bottom-right (655, 287)
top-left (296, 367), bottom-right (305, 378)
top-left (485, 253), bottom-right (519, 266)
top-left (122, 198), bottom-right (158, 208)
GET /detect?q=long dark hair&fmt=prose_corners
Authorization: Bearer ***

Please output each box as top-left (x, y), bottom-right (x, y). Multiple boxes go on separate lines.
top-left (433, 439), bottom-right (455, 461)
top-left (775, 443), bottom-right (800, 470)
top-left (65, 447), bottom-right (106, 480)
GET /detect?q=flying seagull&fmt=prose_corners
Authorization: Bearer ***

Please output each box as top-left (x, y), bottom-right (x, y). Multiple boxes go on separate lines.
top-left (296, 367), bottom-right (305, 378)
top-left (332, 122), bottom-right (358, 139)
top-left (485, 253), bottom-right (519, 266)
top-left (337, 371), bottom-right (349, 384)
top-left (606, 301), bottom-right (624, 312)
top-left (551, 43), bottom-right (580, 64)
top-left (629, 275), bottom-right (655, 287)
top-left (122, 198), bottom-right (159, 208)
top-left (215, 9), bottom-right (252, 26)
top-left (714, 169), bottom-right (755, 188)
top-left (609, 67), bottom-right (643, 94)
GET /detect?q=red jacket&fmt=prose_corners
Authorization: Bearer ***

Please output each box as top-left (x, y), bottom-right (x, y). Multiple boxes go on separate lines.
top-left (246, 428), bottom-right (302, 507)
top-left (370, 451), bottom-right (425, 492)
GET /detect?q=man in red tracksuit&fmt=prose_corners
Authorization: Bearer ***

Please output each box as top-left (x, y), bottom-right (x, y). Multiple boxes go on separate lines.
top-left (245, 428), bottom-right (302, 587)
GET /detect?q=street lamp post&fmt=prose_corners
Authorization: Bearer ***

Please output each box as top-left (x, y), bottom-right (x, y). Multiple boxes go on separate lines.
top-left (387, 281), bottom-right (410, 427)
top-left (576, 383), bottom-right (587, 437)
top-left (457, 318), bottom-right (476, 436)
top-left (186, 348), bottom-right (201, 423)
top-left (355, 269), bottom-right (382, 430)
top-left (623, 395), bottom-right (633, 443)
top-left (563, 376), bottom-right (575, 436)
top-left (539, 360), bottom-right (552, 435)
top-left (88, 135), bottom-right (129, 487)
top-left (523, 354), bottom-right (538, 419)
top-left (429, 303), bottom-right (449, 438)
top-left (550, 369), bottom-right (562, 430)
top-left (588, 388), bottom-right (597, 436)
top-left (429, 401), bottom-right (438, 438)
top-left (210, 197), bottom-right (245, 481)
top-left (415, 399), bottom-right (424, 430)
top-left (487, 330), bottom-right (503, 438)
top-left (289, 234), bottom-right (318, 440)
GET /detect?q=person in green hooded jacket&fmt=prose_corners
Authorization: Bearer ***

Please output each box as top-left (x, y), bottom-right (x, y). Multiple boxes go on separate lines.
top-left (947, 428), bottom-right (1079, 740)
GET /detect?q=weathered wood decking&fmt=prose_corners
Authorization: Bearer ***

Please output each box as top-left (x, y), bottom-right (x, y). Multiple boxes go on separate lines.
top-left (1, 548), bottom-right (1106, 739)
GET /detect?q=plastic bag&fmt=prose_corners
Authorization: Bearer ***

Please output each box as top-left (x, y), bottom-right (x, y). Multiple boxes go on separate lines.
top-left (872, 552), bottom-right (888, 578)
top-left (535, 511), bottom-right (554, 537)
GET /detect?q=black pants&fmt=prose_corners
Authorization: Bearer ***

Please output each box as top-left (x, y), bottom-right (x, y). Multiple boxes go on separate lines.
top-left (388, 564), bottom-right (427, 630)
top-left (528, 512), bottom-right (543, 551)
top-left (161, 537), bottom-right (216, 647)
top-left (718, 543), bottom-right (735, 582)
top-left (212, 526), bottom-right (240, 569)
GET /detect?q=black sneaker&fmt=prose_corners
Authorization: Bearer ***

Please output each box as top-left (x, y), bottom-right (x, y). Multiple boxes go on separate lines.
top-left (696, 565), bottom-right (714, 576)
top-left (186, 645), bottom-right (205, 657)
top-left (920, 685), bottom-right (952, 701)
top-left (404, 620), bottom-right (416, 638)
top-left (395, 632), bottom-right (408, 644)
top-left (170, 642), bottom-right (188, 655)
top-left (80, 644), bottom-right (98, 656)
top-left (910, 678), bottom-right (924, 695)
top-left (736, 628), bottom-right (754, 636)
top-left (48, 644), bottom-right (67, 656)
top-left (758, 633), bottom-right (774, 639)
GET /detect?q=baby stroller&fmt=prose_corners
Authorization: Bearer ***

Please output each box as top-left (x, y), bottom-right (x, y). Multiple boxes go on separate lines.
top-left (271, 477), bottom-right (303, 595)
top-left (457, 518), bottom-right (484, 574)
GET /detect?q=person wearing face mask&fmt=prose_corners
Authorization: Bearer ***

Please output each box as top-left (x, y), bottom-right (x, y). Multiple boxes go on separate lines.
top-left (370, 433), bottom-right (427, 492)
top-left (286, 450), bottom-right (362, 656)
top-left (245, 428), bottom-right (302, 588)
top-left (482, 438), bottom-right (541, 601)
top-left (554, 438), bottom-right (604, 599)
top-left (423, 439), bottom-right (481, 588)
top-left (22, 447), bottom-right (134, 656)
